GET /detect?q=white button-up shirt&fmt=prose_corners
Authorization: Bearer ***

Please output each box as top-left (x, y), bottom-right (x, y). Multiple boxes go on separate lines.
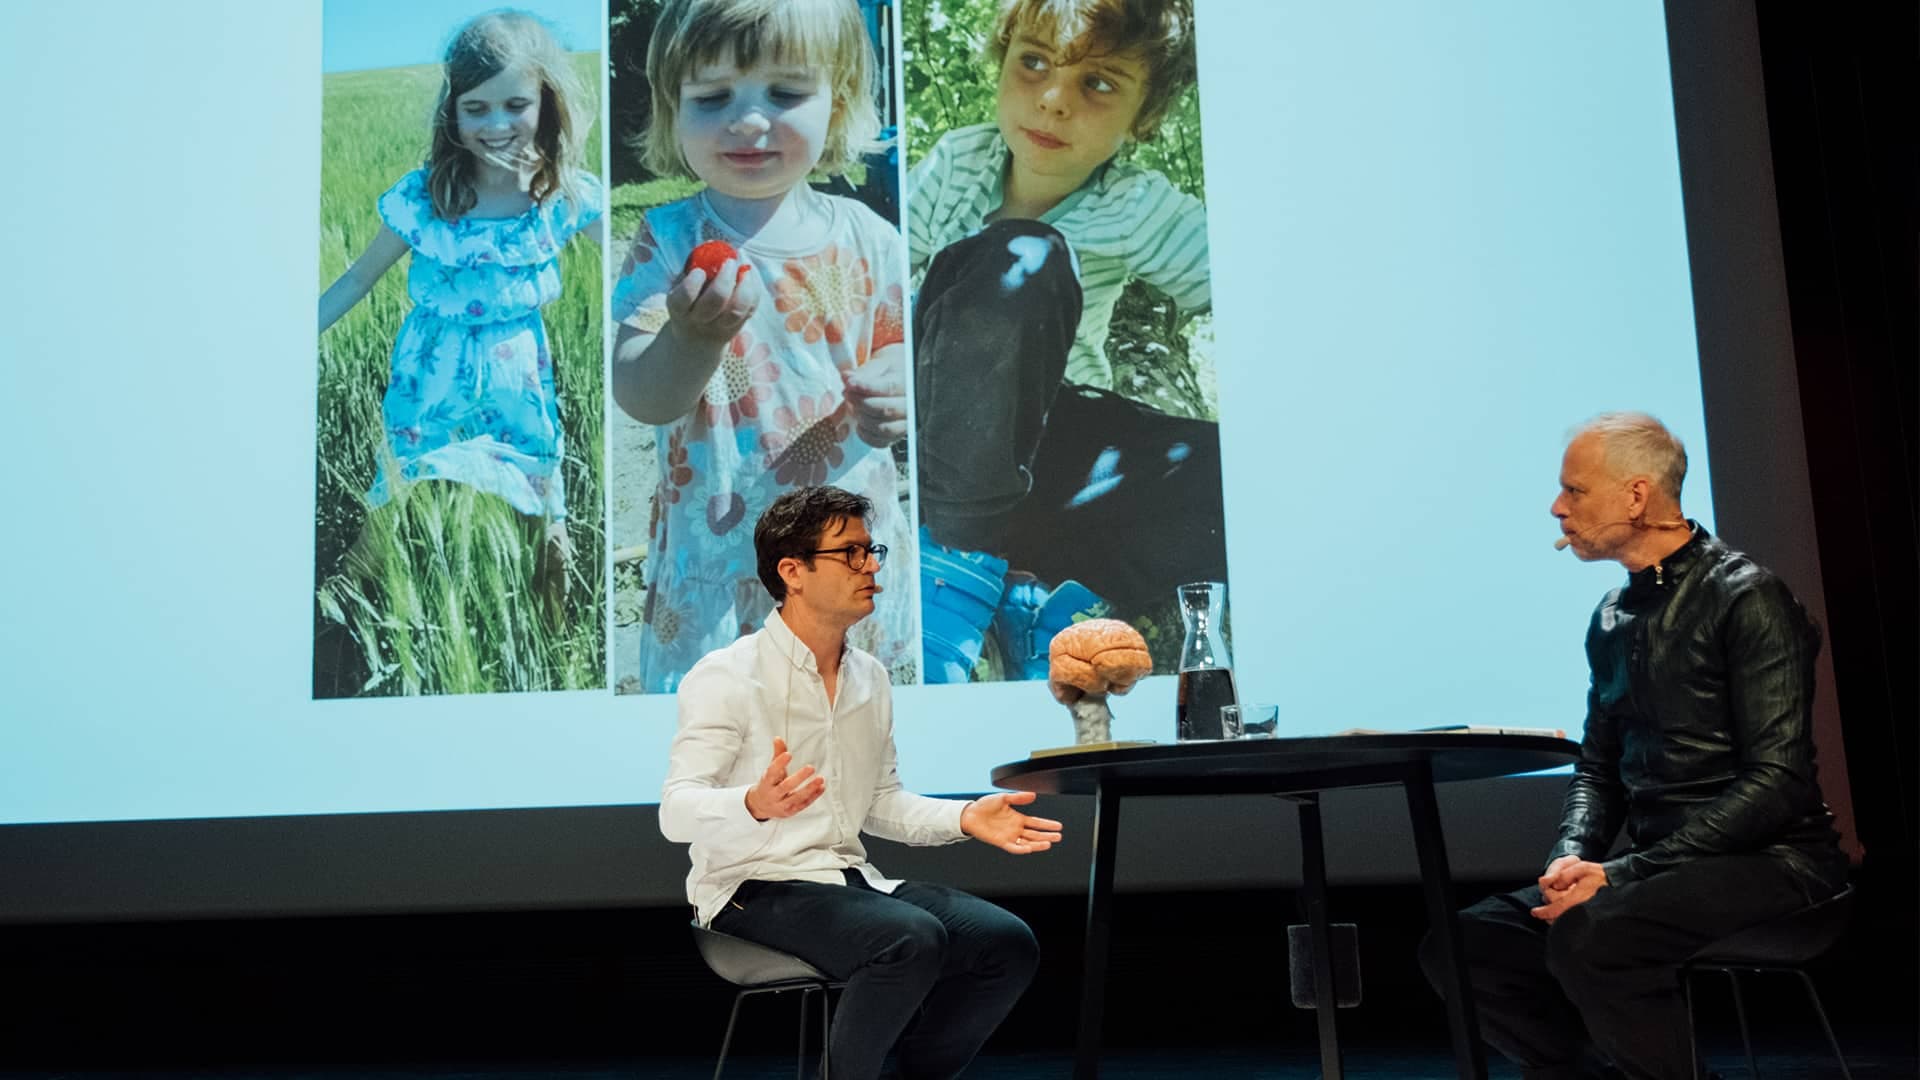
top-left (661, 610), bottom-right (970, 926)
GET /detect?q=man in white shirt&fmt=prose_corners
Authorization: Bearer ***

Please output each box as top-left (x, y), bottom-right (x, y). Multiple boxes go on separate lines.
top-left (662, 485), bottom-right (1065, 1080)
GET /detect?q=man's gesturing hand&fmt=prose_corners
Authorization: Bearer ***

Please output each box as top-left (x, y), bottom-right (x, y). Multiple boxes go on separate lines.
top-left (744, 737), bottom-right (826, 822)
top-left (960, 791), bottom-right (1065, 854)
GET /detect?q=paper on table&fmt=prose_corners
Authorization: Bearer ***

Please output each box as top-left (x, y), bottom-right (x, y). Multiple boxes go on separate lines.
top-left (1028, 740), bottom-right (1158, 759)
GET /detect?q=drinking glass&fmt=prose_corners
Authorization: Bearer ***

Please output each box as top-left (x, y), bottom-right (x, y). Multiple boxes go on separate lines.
top-left (1222, 703), bottom-right (1279, 739)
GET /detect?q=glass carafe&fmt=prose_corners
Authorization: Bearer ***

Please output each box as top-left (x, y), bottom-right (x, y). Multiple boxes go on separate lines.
top-left (1175, 581), bottom-right (1238, 740)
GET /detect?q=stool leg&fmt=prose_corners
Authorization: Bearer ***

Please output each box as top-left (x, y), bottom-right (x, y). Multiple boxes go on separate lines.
top-left (1684, 969), bottom-right (1703, 1080)
top-left (797, 987), bottom-right (814, 1080)
top-left (1724, 970), bottom-right (1758, 1079)
top-left (819, 986), bottom-right (833, 1080)
top-left (714, 990), bottom-right (747, 1080)
top-left (1794, 969), bottom-right (1853, 1080)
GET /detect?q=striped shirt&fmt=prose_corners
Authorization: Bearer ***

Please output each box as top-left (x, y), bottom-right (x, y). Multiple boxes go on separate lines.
top-left (907, 123), bottom-right (1212, 389)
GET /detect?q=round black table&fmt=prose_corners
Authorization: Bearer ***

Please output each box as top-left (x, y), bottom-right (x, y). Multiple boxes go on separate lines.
top-left (992, 732), bottom-right (1581, 1080)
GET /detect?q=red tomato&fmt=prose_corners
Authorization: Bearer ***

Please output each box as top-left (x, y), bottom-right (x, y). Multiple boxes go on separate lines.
top-left (683, 240), bottom-right (742, 282)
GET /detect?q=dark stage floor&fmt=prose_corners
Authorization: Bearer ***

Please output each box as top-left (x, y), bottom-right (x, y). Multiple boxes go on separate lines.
top-left (3, 1039), bottom-right (1916, 1079)
top-left (4, 882), bottom-right (1911, 1080)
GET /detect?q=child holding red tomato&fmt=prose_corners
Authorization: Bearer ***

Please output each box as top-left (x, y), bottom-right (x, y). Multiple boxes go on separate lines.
top-left (610, 0), bottom-right (916, 692)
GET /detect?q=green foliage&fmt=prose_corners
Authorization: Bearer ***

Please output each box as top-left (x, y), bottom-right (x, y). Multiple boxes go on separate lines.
top-left (314, 55), bottom-right (608, 697)
top-left (315, 480), bottom-right (603, 696)
top-left (608, 175), bottom-right (704, 252)
top-left (608, 0), bottom-right (665, 187)
top-left (1127, 84), bottom-right (1206, 200)
top-left (902, 0), bottom-right (1002, 166)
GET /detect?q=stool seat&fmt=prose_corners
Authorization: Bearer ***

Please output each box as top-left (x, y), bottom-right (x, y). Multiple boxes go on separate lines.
top-left (1682, 884), bottom-right (1855, 1080)
top-left (691, 919), bottom-right (844, 1079)
top-left (1686, 885), bottom-right (1853, 968)
top-left (694, 923), bottom-right (835, 987)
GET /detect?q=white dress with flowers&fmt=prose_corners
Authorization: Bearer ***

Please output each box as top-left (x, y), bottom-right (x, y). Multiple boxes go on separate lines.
top-left (371, 168), bottom-right (604, 519)
top-left (612, 192), bottom-right (917, 692)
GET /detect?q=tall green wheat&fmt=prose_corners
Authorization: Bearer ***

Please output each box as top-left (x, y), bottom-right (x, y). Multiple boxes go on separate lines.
top-left (315, 57), bottom-right (607, 697)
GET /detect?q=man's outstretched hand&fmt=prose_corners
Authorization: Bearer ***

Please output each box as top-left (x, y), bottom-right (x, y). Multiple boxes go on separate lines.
top-left (1531, 855), bottom-right (1609, 923)
top-left (961, 791), bottom-right (1064, 854)
top-left (744, 737), bottom-right (826, 821)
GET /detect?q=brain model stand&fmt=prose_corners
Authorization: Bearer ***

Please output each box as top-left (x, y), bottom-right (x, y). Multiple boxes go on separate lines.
top-left (1047, 619), bottom-right (1154, 745)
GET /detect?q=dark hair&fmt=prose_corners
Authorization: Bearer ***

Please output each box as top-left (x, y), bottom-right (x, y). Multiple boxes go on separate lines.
top-left (754, 486), bottom-right (873, 602)
top-left (992, 0), bottom-right (1198, 141)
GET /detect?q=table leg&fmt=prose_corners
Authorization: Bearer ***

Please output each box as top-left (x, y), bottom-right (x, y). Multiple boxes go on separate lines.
top-left (1075, 780), bottom-right (1121, 1080)
top-left (1297, 793), bottom-right (1344, 1080)
top-left (1404, 762), bottom-right (1487, 1080)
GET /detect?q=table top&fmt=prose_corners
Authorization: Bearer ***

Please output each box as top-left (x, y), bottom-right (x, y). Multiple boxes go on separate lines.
top-left (991, 731), bottom-right (1581, 796)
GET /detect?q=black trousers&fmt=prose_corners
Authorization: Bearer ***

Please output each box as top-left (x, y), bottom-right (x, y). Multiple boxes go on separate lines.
top-left (712, 870), bottom-right (1039, 1080)
top-left (911, 220), bottom-right (1229, 612)
top-left (913, 219), bottom-right (1081, 555)
top-left (1420, 854), bottom-right (1829, 1080)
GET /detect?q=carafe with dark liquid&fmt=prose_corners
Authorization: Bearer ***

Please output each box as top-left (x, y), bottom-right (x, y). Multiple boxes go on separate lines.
top-left (1174, 581), bottom-right (1238, 740)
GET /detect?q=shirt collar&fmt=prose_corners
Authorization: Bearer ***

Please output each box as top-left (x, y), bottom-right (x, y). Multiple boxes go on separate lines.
top-left (763, 608), bottom-right (847, 676)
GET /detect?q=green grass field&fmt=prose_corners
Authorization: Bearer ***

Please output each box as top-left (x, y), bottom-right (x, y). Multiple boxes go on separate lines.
top-left (314, 55), bottom-right (607, 698)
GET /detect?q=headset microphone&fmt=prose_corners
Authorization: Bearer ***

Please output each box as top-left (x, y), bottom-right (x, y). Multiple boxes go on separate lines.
top-left (1555, 521), bottom-right (1617, 552)
top-left (1554, 518), bottom-right (1689, 552)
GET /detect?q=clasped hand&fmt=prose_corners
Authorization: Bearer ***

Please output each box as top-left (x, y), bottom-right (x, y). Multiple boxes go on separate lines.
top-left (1531, 855), bottom-right (1609, 923)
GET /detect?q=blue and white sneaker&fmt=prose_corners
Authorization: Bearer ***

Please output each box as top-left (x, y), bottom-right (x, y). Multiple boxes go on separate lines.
top-left (992, 574), bottom-right (1110, 682)
top-left (919, 528), bottom-right (1009, 684)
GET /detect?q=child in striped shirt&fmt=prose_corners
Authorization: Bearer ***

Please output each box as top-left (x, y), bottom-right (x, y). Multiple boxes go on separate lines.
top-left (909, 0), bottom-right (1219, 684)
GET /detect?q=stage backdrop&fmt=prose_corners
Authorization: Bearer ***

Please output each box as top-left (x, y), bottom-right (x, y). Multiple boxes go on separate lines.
top-left (7, 1), bottom-right (1850, 920)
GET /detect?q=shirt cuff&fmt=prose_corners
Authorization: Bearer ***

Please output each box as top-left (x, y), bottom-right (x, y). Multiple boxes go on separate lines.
top-left (701, 783), bottom-right (765, 841)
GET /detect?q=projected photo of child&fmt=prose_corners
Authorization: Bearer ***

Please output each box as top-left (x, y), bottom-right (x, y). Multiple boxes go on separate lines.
top-left (606, 0), bottom-right (919, 694)
top-left (313, 2), bottom-right (607, 698)
top-left (906, 0), bottom-right (1225, 683)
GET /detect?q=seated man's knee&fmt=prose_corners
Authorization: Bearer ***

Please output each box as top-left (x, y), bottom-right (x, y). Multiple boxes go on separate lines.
top-left (985, 910), bottom-right (1041, 982)
top-left (877, 908), bottom-right (950, 972)
top-left (1543, 904), bottom-right (1609, 986)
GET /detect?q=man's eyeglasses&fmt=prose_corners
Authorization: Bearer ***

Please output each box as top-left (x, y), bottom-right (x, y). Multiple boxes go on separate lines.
top-left (808, 542), bottom-right (888, 571)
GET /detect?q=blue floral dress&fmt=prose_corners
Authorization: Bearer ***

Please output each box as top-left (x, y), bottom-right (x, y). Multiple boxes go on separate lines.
top-left (370, 169), bottom-right (604, 519)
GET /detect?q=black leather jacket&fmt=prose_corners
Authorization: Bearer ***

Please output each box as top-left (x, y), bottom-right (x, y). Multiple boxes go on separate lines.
top-left (1548, 525), bottom-right (1846, 895)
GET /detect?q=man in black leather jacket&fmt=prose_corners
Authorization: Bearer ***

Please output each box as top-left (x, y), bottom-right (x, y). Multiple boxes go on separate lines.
top-left (1421, 412), bottom-right (1848, 1080)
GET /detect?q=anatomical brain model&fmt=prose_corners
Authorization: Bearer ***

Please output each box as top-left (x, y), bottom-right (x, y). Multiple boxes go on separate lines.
top-left (1047, 619), bottom-right (1154, 744)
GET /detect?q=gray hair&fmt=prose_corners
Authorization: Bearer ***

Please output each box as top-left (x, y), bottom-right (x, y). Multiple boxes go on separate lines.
top-left (1573, 411), bottom-right (1688, 502)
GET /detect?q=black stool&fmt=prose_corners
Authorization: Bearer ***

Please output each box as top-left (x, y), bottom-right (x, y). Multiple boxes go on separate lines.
top-left (691, 920), bottom-right (845, 1079)
top-left (1682, 884), bottom-right (1855, 1080)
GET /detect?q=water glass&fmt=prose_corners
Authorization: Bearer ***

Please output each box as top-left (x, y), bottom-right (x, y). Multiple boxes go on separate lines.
top-left (1222, 703), bottom-right (1280, 739)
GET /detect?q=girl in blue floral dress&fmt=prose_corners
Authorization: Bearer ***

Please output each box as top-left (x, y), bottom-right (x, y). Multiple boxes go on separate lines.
top-left (320, 11), bottom-right (603, 602)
